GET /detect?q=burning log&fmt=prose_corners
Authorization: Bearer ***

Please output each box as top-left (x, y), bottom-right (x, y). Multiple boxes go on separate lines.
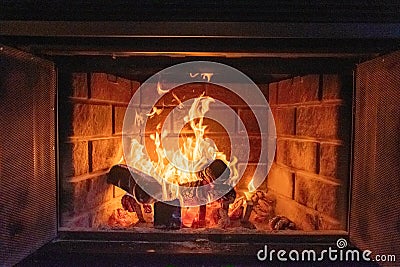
top-left (250, 190), bottom-right (275, 223)
top-left (198, 159), bottom-right (231, 184)
top-left (108, 159), bottom-right (235, 229)
top-left (107, 164), bottom-right (160, 222)
top-left (228, 197), bottom-right (245, 220)
top-left (198, 205), bottom-right (207, 227)
top-left (269, 215), bottom-right (296, 230)
top-left (179, 159), bottom-right (236, 228)
top-left (108, 208), bottom-right (139, 227)
top-left (154, 199), bottom-right (181, 229)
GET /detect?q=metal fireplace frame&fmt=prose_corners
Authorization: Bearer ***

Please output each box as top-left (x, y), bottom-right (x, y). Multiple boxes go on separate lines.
top-left (1, 12), bottom-right (400, 266)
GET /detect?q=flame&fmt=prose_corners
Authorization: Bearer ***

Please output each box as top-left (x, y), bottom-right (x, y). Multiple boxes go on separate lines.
top-left (200, 73), bottom-right (213, 82)
top-left (189, 72), bottom-right (214, 82)
top-left (135, 110), bottom-right (145, 127)
top-left (125, 90), bottom-right (237, 203)
top-left (172, 92), bottom-right (184, 109)
top-left (157, 81), bottom-right (170, 95)
top-left (146, 107), bottom-right (163, 118)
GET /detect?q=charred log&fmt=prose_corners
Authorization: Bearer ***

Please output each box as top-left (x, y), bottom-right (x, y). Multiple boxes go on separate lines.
top-left (269, 215), bottom-right (296, 230)
top-left (107, 164), bottom-right (158, 204)
top-left (154, 199), bottom-right (181, 230)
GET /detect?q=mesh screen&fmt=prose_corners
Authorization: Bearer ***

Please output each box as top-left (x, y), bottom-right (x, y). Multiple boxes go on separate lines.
top-left (0, 45), bottom-right (56, 266)
top-left (351, 51), bottom-right (400, 265)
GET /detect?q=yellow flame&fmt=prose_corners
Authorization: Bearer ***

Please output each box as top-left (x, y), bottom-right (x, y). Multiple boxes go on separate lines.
top-left (146, 107), bottom-right (163, 118)
top-left (189, 72), bottom-right (214, 82)
top-left (172, 92), bottom-right (184, 109)
top-left (157, 81), bottom-right (170, 95)
top-left (247, 179), bottom-right (256, 193)
top-left (125, 93), bottom-right (237, 202)
top-left (200, 73), bottom-right (213, 82)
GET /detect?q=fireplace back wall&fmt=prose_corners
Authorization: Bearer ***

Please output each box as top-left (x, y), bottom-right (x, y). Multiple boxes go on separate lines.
top-left (59, 72), bottom-right (138, 229)
top-left (58, 68), bottom-right (351, 232)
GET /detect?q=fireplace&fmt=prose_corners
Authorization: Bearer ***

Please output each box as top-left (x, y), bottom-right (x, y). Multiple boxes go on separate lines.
top-left (1, 10), bottom-right (400, 265)
top-left (57, 70), bottom-right (351, 233)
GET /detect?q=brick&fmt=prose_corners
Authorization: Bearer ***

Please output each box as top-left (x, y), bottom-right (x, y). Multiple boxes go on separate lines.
top-left (322, 74), bottom-right (352, 101)
top-left (238, 109), bottom-right (259, 134)
top-left (90, 73), bottom-right (132, 103)
top-left (61, 141), bottom-right (88, 177)
top-left (141, 82), bottom-right (205, 108)
top-left (271, 107), bottom-right (295, 135)
top-left (144, 107), bottom-right (173, 134)
top-left (193, 107), bottom-right (236, 134)
top-left (114, 106), bottom-right (127, 134)
top-left (123, 105), bottom-right (155, 135)
top-left (277, 78), bottom-right (296, 104)
top-left (317, 215), bottom-right (343, 230)
top-left (320, 143), bottom-right (350, 180)
top-left (161, 83), bottom-right (206, 107)
top-left (206, 83), bottom-right (247, 107)
top-left (287, 140), bottom-right (318, 173)
top-left (268, 82), bottom-right (278, 105)
top-left (322, 74), bottom-right (342, 100)
top-left (71, 73), bottom-right (88, 98)
top-left (232, 135), bottom-right (270, 164)
top-left (62, 174), bottom-right (113, 214)
top-left (276, 139), bottom-right (317, 173)
top-left (71, 103), bottom-right (112, 137)
top-left (267, 163), bottom-right (294, 198)
top-left (131, 81), bottom-right (141, 96)
top-left (294, 174), bottom-right (345, 219)
top-left (209, 135), bottom-right (232, 161)
top-left (295, 75), bottom-right (320, 103)
top-left (273, 194), bottom-right (320, 230)
top-left (296, 105), bottom-right (351, 140)
top-left (91, 138), bottom-right (123, 172)
top-left (276, 139), bottom-right (289, 166)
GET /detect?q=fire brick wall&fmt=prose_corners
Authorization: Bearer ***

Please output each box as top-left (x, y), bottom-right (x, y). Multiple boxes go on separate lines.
top-left (59, 74), bottom-right (269, 228)
top-left (59, 71), bottom-right (350, 231)
top-left (59, 72), bottom-right (139, 228)
top-left (267, 74), bottom-right (352, 230)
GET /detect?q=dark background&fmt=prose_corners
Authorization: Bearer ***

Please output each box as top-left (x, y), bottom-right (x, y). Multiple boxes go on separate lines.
top-left (1, 1), bottom-right (400, 22)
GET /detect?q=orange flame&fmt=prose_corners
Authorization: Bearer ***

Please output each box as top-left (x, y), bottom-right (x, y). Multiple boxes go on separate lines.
top-left (127, 89), bottom-right (237, 202)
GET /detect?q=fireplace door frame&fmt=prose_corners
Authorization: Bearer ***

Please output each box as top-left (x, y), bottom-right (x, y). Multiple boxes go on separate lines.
top-left (1, 29), bottom-right (400, 264)
top-left (350, 50), bottom-right (400, 261)
top-left (0, 45), bottom-right (57, 266)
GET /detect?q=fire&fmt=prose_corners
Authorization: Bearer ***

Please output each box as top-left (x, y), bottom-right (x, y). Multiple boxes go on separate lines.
top-left (124, 84), bottom-right (237, 203)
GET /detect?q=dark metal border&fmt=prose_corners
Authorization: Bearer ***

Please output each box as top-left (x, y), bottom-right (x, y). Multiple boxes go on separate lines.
top-left (1, 21), bottom-right (400, 39)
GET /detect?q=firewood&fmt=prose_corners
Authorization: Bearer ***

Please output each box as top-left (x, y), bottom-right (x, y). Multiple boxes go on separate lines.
top-left (217, 207), bottom-right (230, 228)
top-left (153, 199), bottom-right (181, 229)
top-left (228, 197), bottom-right (244, 220)
top-left (108, 208), bottom-right (138, 227)
top-left (269, 215), bottom-right (296, 230)
top-left (249, 190), bottom-right (275, 223)
top-left (107, 164), bottom-right (160, 203)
